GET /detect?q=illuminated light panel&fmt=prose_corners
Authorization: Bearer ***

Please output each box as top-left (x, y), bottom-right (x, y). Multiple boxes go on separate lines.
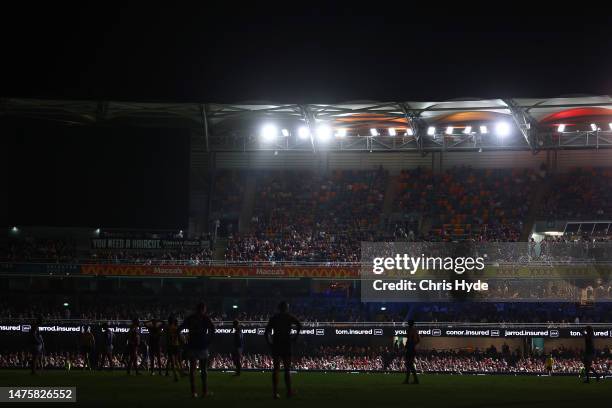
top-left (316, 125), bottom-right (332, 141)
top-left (261, 124), bottom-right (278, 141)
top-left (298, 126), bottom-right (310, 139)
top-left (495, 122), bottom-right (511, 137)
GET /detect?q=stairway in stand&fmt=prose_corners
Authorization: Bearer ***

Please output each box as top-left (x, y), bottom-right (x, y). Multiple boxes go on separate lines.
top-left (520, 175), bottom-right (551, 241)
top-left (238, 173), bottom-right (258, 234)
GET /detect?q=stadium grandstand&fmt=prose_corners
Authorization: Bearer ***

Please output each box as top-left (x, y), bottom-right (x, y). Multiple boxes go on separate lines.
top-left (2, 95), bottom-right (612, 382)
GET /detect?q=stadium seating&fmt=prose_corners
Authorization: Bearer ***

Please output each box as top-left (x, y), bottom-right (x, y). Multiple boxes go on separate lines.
top-left (6, 166), bottom-right (612, 264)
top-left (540, 168), bottom-right (612, 221)
top-left (1, 347), bottom-right (610, 375)
top-left (395, 167), bottom-right (536, 241)
top-left (225, 169), bottom-right (387, 262)
top-left (209, 169), bottom-right (246, 228)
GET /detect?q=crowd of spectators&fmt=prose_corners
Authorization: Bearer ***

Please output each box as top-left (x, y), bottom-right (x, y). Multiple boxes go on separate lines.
top-left (396, 167), bottom-right (537, 242)
top-left (541, 168), bottom-right (612, 221)
top-left (87, 248), bottom-right (212, 265)
top-left (2, 240), bottom-right (212, 265)
top-left (224, 231), bottom-right (373, 263)
top-left (5, 166), bottom-right (612, 264)
top-left (225, 169), bottom-right (387, 262)
top-left (211, 170), bottom-right (245, 218)
top-left (1, 347), bottom-right (610, 376)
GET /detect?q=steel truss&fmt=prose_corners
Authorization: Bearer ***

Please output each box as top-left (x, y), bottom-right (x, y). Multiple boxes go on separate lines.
top-left (2, 96), bottom-right (611, 152)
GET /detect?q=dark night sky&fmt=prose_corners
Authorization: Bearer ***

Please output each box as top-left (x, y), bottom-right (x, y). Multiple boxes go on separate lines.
top-left (2, 6), bottom-right (611, 228)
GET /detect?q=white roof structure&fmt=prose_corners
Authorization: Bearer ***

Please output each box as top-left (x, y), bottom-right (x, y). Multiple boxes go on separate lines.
top-left (2, 96), bottom-right (611, 152)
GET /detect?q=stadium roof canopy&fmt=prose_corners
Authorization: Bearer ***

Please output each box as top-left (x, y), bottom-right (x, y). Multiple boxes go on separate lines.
top-left (2, 96), bottom-right (611, 153)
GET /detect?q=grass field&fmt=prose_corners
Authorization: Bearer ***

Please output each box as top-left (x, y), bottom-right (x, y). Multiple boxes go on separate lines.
top-left (0, 370), bottom-right (610, 407)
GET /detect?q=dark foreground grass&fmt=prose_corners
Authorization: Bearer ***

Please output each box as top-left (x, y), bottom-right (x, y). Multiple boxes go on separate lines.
top-left (0, 370), bottom-right (610, 408)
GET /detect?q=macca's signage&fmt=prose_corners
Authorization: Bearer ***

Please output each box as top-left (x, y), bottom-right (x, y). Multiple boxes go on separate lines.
top-left (80, 264), bottom-right (360, 278)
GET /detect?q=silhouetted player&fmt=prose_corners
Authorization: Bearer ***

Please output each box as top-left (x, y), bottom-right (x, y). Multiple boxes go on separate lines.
top-left (30, 319), bottom-right (44, 375)
top-left (99, 323), bottom-right (115, 370)
top-left (126, 318), bottom-right (141, 375)
top-left (545, 354), bottom-right (554, 376)
top-left (265, 301), bottom-right (302, 399)
top-left (583, 325), bottom-right (600, 383)
top-left (180, 302), bottom-right (215, 398)
top-left (232, 320), bottom-right (243, 376)
top-left (145, 319), bottom-right (163, 375)
top-left (80, 326), bottom-right (95, 370)
top-left (165, 315), bottom-right (181, 381)
top-left (403, 320), bottom-right (420, 384)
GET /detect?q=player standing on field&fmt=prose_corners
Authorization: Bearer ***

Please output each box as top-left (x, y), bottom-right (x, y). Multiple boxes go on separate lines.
top-left (180, 302), bottom-right (215, 398)
top-left (80, 325), bottom-right (95, 371)
top-left (583, 325), bottom-right (600, 383)
top-left (545, 354), bottom-right (554, 376)
top-left (126, 318), bottom-right (141, 375)
top-left (232, 319), bottom-right (243, 376)
top-left (30, 319), bottom-right (44, 375)
top-left (403, 320), bottom-right (420, 384)
top-left (145, 318), bottom-right (163, 375)
top-left (265, 301), bottom-right (302, 399)
top-left (165, 315), bottom-right (181, 381)
top-left (100, 323), bottom-right (114, 370)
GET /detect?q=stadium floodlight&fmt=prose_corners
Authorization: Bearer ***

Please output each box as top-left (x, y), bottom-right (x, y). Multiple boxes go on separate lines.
top-left (316, 124), bottom-right (332, 141)
top-left (479, 125), bottom-right (488, 134)
top-left (11, 226), bottom-right (18, 233)
top-left (281, 128), bottom-right (289, 137)
top-left (370, 128), bottom-right (379, 136)
top-left (380, 306), bottom-right (387, 311)
top-left (406, 128), bottom-right (414, 136)
top-left (495, 122), bottom-right (511, 137)
top-left (94, 228), bottom-right (101, 234)
top-left (557, 124), bottom-right (566, 133)
top-left (590, 123), bottom-right (598, 131)
top-left (388, 128), bottom-right (396, 136)
top-left (445, 126), bottom-right (454, 135)
top-left (427, 126), bottom-right (436, 136)
top-left (261, 124), bottom-right (278, 142)
top-left (463, 126), bottom-right (472, 134)
top-left (298, 126), bottom-right (310, 139)
top-left (335, 128), bottom-right (347, 138)
top-left (63, 302), bottom-right (69, 307)
top-left (232, 304), bottom-right (238, 309)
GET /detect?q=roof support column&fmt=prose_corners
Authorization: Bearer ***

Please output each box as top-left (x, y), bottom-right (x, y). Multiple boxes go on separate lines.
top-left (200, 104), bottom-right (210, 152)
top-left (299, 104), bottom-right (317, 153)
top-left (504, 99), bottom-right (538, 153)
top-left (400, 103), bottom-right (425, 156)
